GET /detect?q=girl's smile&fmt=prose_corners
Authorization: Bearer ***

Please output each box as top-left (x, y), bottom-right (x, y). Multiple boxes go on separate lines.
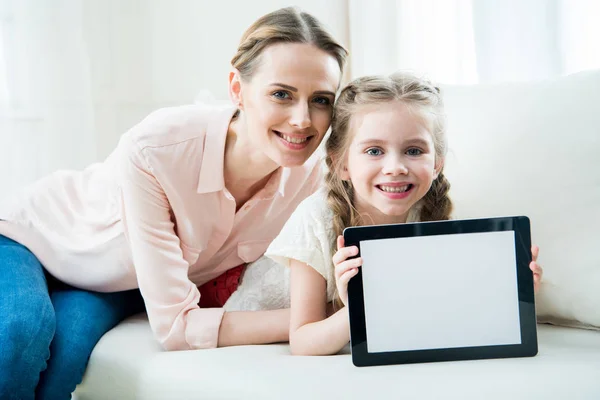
top-left (340, 101), bottom-right (440, 225)
top-left (375, 182), bottom-right (415, 199)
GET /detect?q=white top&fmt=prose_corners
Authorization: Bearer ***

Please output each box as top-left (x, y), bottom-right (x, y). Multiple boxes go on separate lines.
top-left (266, 188), bottom-right (422, 302)
top-left (265, 189), bottom-right (337, 301)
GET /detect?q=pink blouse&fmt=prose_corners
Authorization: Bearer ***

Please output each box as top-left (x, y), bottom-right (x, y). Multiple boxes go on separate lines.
top-left (0, 103), bottom-right (323, 350)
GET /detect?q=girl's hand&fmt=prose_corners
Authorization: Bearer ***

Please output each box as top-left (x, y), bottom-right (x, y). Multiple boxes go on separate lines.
top-left (530, 245), bottom-right (543, 294)
top-left (332, 235), bottom-right (362, 307)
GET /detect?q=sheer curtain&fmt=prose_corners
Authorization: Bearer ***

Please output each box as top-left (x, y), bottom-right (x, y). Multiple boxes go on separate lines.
top-left (0, 0), bottom-right (95, 194)
top-left (348, 0), bottom-right (600, 83)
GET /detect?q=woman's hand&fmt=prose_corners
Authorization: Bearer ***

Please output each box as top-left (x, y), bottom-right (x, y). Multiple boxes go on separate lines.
top-left (332, 235), bottom-right (362, 307)
top-left (530, 245), bottom-right (543, 294)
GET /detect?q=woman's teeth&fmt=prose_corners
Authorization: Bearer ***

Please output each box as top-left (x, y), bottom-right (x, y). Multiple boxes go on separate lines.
top-left (379, 185), bottom-right (410, 193)
top-left (278, 132), bottom-right (309, 144)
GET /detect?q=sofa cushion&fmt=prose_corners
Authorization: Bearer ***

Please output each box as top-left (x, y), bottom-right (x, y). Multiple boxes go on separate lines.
top-left (441, 70), bottom-right (600, 329)
top-left (75, 314), bottom-right (600, 399)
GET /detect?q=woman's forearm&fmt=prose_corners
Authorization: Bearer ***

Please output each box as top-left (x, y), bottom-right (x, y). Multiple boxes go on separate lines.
top-left (290, 307), bottom-right (350, 356)
top-left (217, 309), bottom-right (290, 347)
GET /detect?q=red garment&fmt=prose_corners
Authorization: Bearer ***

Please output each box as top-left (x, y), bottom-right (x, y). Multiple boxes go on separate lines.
top-left (198, 264), bottom-right (246, 308)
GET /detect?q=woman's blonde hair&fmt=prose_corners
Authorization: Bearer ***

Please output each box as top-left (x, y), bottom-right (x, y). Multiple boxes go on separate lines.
top-left (326, 72), bottom-right (453, 306)
top-left (231, 7), bottom-right (347, 80)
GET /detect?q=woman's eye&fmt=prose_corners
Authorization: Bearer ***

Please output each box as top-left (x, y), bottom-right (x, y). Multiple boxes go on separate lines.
top-left (366, 148), bottom-right (383, 156)
top-left (313, 96), bottom-right (331, 106)
top-left (407, 148), bottom-right (423, 156)
top-left (272, 91), bottom-right (290, 100)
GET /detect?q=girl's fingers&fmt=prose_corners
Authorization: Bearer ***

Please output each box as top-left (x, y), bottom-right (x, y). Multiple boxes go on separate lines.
top-left (338, 268), bottom-right (359, 287)
top-left (332, 246), bottom-right (359, 266)
top-left (531, 245), bottom-right (539, 262)
top-left (530, 261), bottom-right (543, 275)
top-left (337, 235), bottom-right (344, 251)
top-left (335, 258), bottom-right (362, 279)
top-left (530, 262), bottom-right (543, 294)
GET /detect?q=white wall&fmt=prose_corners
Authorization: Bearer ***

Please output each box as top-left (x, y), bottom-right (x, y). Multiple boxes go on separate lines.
top-left (0, 0), bottom-right (349, 194)
top-left (4, 0), bottom-right (596, 196)
top-left (84, 0), bottom-right (349, 160)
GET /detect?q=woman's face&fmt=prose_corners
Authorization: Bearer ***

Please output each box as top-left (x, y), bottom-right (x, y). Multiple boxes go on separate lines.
top-left (232, 43), bottom-right (341, 167)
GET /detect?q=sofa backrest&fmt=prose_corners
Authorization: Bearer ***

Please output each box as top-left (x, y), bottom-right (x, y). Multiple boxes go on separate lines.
top-left (441, 70), bottom-right (600, 329)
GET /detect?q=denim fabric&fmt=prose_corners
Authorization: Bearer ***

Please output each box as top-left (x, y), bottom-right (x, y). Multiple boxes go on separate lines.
top-left (0, 235), bottom-right (145, 400)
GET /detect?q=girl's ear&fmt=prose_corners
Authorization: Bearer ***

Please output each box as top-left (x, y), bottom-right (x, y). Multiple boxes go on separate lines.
top-left (340, 165), bottom-right (350, 181)
top-left (228, 69), bottom-right (243, 109)
top-left (331, 154), bottom-right (351, 181)
top-left (433, 158), bottom-right (445, 180)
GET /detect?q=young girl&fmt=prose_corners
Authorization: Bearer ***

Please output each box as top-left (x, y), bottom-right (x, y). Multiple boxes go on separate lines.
top-left (265, 72), bottom-right (543, 356)
top-left (0, 7), bottom-right (346, 399)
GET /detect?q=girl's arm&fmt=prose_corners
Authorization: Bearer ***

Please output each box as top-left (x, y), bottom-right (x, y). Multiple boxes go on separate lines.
top-left (289, 259), bottom-right (350, 356)
top-left (218, 309), bottom-right (290, 347)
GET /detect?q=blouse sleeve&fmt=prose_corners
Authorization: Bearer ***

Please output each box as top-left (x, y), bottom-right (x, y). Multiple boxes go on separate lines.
top-left (118, 132), bottom-right (224, 351)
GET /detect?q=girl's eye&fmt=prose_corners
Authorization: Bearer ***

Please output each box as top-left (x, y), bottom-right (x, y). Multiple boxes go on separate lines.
top-left (272, 91), bottom-right (291, 100)
top-left (407, 148), bottom-right (423, 156)
top-left (366, 148), bottom-right (383, 156)
top-left (312, 96), bottom-right (332, 106)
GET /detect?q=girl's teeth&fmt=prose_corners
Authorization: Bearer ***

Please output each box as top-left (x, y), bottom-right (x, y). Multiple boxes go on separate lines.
top-left (380, 185), bottom-right (409, 193)
top-left (281, 134), bottom-right (308, 144)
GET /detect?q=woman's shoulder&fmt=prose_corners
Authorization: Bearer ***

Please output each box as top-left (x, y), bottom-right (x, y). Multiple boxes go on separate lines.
top-left (125, 103), bottom-right (235, 150)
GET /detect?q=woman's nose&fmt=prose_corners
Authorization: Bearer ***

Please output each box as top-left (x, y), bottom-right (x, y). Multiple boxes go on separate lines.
top-left (289, 103), bottom-right (311, 129)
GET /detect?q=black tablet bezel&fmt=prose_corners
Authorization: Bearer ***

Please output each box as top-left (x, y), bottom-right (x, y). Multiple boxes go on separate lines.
top-left (343, 216), bottom-right (537, 367)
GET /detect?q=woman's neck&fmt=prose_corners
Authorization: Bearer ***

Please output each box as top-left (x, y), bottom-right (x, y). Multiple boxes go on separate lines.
top-left (224, 114), bottom-right (279, 207)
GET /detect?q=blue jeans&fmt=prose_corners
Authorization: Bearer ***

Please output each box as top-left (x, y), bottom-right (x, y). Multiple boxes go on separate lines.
top-left (0, 235), bottom-right (145, 400)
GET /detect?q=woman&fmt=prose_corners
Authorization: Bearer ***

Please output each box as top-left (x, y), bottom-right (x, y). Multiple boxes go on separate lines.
top-left (0, 7), bottom-right (347, 399)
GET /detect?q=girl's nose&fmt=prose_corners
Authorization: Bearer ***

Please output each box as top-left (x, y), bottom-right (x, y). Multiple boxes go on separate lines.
top-left (383, 156), bottom-right (408, 175)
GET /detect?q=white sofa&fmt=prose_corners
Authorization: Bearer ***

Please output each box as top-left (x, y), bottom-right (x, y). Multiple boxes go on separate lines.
top-left (74, 70), bottom-right (600, 399)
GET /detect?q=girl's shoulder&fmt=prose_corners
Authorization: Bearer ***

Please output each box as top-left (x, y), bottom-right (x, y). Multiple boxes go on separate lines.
top-left (293, 188), bottom-right (333, 226)
top-left (266, 187), bottom-right (336, 279)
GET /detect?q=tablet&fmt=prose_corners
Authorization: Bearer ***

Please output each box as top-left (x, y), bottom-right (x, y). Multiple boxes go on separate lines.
top-left (343, 216), bottom-right (537, 367)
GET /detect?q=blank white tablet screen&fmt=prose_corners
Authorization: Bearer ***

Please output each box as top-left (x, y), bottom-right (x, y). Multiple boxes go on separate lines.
top-left (360, 231), bottom-right (521, 353)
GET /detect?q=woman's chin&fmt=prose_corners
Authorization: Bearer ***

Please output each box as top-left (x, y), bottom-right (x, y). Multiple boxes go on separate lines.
top-left (268, 151), bottom-right (311, 168)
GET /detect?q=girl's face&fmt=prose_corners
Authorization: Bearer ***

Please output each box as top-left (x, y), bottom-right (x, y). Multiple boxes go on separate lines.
top-left (232, 43), bottom-right (341, 168)
top-left (340, 101), bottom-right (441, 225)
